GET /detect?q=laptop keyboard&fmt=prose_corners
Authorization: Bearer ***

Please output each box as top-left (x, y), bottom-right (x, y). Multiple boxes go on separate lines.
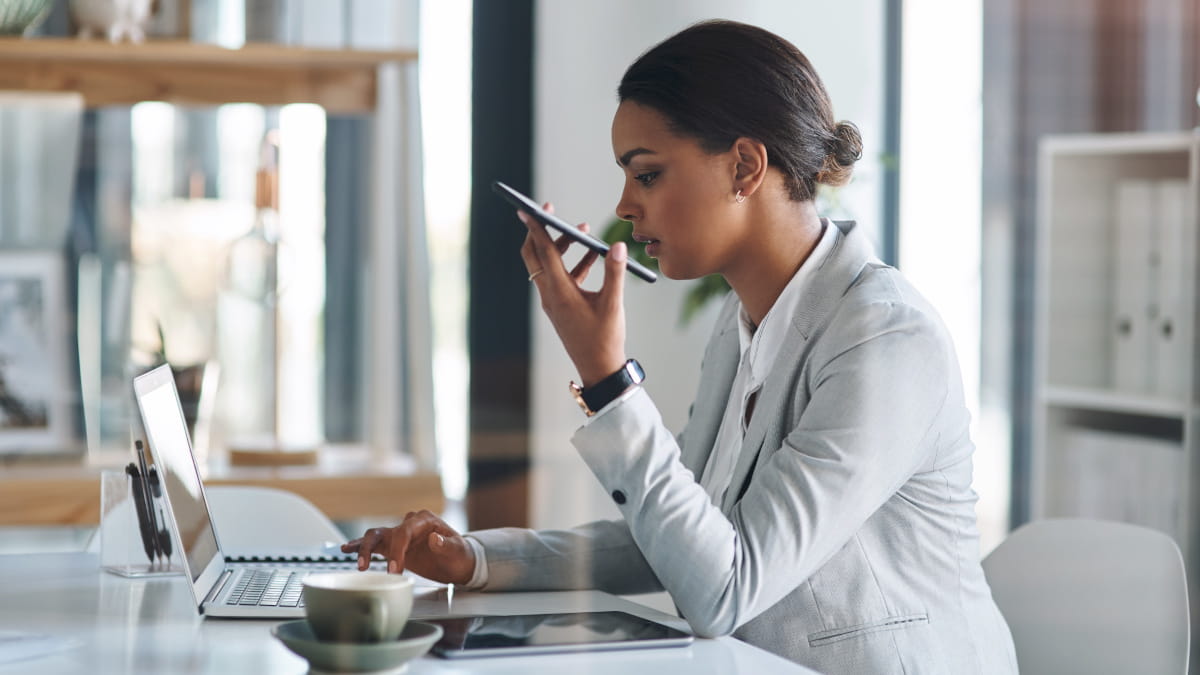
top-left (225, 569), bottom-right (308, 607)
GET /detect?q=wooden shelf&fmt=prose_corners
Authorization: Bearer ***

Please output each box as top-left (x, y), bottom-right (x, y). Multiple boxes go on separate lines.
top-left (0, 38), bottom-right (417, 113)
top-left (0, 446), bottom-right (443, 526)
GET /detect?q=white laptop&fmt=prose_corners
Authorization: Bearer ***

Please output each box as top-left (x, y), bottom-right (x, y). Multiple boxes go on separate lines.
top-left (132, 364), bottom-right (371, 619)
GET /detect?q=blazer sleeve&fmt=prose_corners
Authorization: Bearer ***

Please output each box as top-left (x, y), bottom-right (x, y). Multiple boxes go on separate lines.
top-left (467, 518), bottom-right (665, 595)
top-left (465, 374), bottom-right (707, 596)
top-left (572, 297), bottom-right (954, 638)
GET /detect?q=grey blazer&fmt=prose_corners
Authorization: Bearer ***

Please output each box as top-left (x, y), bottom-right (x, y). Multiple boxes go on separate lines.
top-left (472, 222), bottom-right (1018, 673)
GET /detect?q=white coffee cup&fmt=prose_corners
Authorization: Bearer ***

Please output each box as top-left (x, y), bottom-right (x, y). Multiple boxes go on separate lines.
top-left (302, 572), bottom-right (414, 643)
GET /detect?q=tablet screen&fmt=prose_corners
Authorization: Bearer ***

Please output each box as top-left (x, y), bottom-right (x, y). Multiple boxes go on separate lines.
top-left (427, 610), bottom-right (693, 658)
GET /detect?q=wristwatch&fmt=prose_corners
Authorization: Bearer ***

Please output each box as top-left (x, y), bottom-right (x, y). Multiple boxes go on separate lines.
top-left (569, 359), bottom-right (645, 416)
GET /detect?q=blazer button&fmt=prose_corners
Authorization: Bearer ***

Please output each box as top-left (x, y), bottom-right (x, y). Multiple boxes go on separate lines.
top-left (611, 490), bottom-right (627, 505)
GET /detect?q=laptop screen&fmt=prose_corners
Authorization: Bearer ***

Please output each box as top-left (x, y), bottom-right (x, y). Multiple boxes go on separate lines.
top-left (133, 365), bottom-right (220, 585)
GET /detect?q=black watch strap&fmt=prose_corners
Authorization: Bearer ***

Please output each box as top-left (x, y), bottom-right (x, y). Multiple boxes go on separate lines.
top-left (570, 359), bottom-right (645, 416)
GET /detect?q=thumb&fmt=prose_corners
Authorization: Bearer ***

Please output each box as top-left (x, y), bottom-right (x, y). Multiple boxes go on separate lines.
top-left (603, 242), bottom-right (627, 307)
top-left (429, 531), bottom-right (462, 557)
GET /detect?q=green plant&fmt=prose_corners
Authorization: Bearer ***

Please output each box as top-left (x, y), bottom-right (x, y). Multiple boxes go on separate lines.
top-left (600, 218), bottom-right (730, 326)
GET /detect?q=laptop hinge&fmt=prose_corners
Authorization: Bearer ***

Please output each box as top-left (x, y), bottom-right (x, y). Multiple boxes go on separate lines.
top-left (202, 569), bottom-right (235, 610)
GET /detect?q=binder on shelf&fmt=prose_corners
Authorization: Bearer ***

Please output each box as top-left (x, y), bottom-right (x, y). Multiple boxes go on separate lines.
top-left (1111, 180), bottom-right (1155, 394)
top-left (1058, 428), bottom-right (1118, 521)
top-left (1151, 179), bottom-right (1189, 399)
top-left (1056, 427), bottom-right (1182, 539)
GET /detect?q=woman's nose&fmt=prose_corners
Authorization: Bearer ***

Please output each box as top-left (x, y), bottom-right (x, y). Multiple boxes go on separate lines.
top-left (615, 185), bottom-right (639, 222)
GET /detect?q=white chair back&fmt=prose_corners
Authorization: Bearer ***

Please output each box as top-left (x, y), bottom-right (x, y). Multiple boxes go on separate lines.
top-left (204, 485), bottom-right (345, 553)
top-left (983, 518), bottom-right (1189, 675)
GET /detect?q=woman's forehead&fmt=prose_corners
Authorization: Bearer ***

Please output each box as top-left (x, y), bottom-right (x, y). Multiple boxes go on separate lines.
top-left (611, 102), bottom-right (680, 156)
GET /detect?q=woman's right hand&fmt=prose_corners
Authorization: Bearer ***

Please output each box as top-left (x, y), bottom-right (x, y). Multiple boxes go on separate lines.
top-left (518, 205), bottom-right (628, 387)
top-left (341, 510), bottom-right (476, 585)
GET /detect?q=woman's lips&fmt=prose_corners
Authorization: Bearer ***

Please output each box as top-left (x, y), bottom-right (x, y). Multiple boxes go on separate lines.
top-left (632, 233), bottom-right (661, 257)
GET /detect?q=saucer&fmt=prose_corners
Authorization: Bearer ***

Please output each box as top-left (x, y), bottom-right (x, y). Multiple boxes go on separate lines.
top-left (272, 620), bottom-right (443, 673)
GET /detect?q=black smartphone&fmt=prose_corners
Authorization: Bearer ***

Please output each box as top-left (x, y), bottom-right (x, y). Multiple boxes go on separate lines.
top-left (492, 180), bottom-right (657, 283)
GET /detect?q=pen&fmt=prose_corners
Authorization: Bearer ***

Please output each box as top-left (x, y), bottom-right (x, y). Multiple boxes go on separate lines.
top-left (143, 444), bottom-right (173, 562)
top-left (125, 462), bottom-right (157, 564)
top-left (134, 440), bottom-right (161, 563)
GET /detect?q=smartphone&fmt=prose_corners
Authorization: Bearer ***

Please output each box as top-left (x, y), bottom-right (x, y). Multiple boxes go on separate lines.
top-left (492, 180), bottom-right (658, 283)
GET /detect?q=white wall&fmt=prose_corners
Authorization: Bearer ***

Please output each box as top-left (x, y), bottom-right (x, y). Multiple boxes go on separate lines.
top-left (897, 0), bottom-right (1005, 553)
top-left (530, 1), bottom-right (887, 530)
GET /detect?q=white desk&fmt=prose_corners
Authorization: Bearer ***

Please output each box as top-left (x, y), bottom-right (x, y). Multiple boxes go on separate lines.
top-left (0, 553), bottom-right (814, 674)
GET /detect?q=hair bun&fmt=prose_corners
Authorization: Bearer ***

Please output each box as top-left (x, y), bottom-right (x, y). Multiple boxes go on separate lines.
top-left (832, 121), bottom-right (863, 166)
top-left (815, 121), bottom-right (863, 187)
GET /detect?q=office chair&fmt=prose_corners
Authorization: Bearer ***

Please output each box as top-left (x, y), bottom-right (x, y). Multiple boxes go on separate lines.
top-left (982, 518), bottom-right (1189, 675)
top-left (86, 484), bottom-right (345, 558)
top-left (203, 485), bottom-right (346, 555)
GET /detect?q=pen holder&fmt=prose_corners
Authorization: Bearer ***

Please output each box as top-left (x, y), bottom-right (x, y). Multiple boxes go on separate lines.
top-left (99, 469), bottom-right (182, 577)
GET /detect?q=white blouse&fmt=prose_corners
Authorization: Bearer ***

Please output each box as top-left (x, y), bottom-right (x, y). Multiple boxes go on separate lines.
top-left (698, 220), bottom-right (836, 505)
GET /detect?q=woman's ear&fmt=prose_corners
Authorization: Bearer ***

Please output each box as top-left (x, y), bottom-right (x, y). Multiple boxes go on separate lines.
top-left (732, 137), bottom-right (768, 197)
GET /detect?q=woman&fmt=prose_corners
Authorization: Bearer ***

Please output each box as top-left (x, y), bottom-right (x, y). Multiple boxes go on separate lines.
top-left (345, 20), bottom-right (1017, 673)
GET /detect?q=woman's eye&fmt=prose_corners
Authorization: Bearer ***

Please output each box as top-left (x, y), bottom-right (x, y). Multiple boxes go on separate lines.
top-left (634, 171), bottom-right (659, 186)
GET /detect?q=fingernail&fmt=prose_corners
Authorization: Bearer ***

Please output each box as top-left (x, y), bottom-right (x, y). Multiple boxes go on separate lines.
top-left (388, 560), bottom-right (397, 574)
top-left (612, 242), bottom-right (627, 262)
top-left (434, 533), bottom-right (445, 547)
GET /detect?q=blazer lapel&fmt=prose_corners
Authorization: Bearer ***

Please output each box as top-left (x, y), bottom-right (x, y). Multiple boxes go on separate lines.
top-left (678, 295), bottom-right (741, 477)
top-left (719, 221), bottom-right (880, 511)
top-left (720, 330), bottom-right (804, 512)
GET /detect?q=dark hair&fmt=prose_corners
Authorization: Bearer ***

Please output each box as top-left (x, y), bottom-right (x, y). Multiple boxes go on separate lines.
top-left (618, 20), bottom-right (862, 202)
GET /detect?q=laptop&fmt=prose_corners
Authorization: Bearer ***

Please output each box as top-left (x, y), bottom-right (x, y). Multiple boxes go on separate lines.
top-left (132, 364), bottom-right (371, 619)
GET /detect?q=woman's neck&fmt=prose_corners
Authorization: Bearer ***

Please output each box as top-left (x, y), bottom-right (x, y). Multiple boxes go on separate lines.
top-left (724, 199), bottom-right (824, 327)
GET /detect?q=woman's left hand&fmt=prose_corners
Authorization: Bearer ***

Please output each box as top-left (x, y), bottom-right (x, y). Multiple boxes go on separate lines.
top-left (519, 204), bottom-right (628, 386)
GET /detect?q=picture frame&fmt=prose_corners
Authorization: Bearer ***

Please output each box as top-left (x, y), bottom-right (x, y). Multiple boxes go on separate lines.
top-left (0, 251), bottom-right (73, 455)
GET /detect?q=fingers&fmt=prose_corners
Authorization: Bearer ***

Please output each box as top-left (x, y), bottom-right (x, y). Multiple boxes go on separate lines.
top-left (570, 250), bottom-right (600, 282)
top-left (519, 219), bottom-right (542, 276)
top-left (517, 203), bottom-right (599, 286)
top-left (519, 208), bottom-right (561, 259)
top-left (555, 219), bottom-right (586, 257)
top-left (566, 222), bottom-right (599, 282)
top-left (346, 527), bottom-right (388, 571)
top-left (602, 241), bottom-right (628, 310)
top-left (516, 203), bottom-right (555, 272)
top-left (347, 510), bottom-right (465, 576)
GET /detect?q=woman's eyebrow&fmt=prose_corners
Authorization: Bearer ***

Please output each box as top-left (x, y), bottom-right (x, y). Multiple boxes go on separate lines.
top-left (617, 147), bottom-right (656, 166)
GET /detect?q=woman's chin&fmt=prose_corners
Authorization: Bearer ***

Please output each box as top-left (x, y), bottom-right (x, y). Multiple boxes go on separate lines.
top-left (656, 260), bottom-right (703, 282)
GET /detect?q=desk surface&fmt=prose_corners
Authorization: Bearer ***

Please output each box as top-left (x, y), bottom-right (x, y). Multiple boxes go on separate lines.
top-left (0, 553), bottom-right (813, 674)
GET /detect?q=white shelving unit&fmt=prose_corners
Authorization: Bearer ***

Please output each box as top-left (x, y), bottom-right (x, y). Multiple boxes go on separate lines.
top-left (1032, 130), bottom-right (1199, 647)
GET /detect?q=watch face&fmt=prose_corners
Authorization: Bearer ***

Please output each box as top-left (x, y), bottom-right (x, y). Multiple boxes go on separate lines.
top-left (569, 381), bottom-right (594, 416)
top-left (627, 359), bottom-right (645, 384)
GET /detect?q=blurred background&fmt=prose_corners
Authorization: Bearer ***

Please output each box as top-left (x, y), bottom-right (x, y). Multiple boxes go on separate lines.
top-left (0, 0), bottom-right (1196, 631)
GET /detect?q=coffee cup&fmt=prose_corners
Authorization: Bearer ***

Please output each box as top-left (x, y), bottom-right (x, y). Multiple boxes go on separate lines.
top-left (302, 572), bottom-right (414, 643)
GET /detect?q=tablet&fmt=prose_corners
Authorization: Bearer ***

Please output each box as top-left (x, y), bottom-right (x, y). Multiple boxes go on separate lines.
top-left (426, 610), bottom-right (694, 658)
top-left (492, 180), bottom-right (658, 283)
